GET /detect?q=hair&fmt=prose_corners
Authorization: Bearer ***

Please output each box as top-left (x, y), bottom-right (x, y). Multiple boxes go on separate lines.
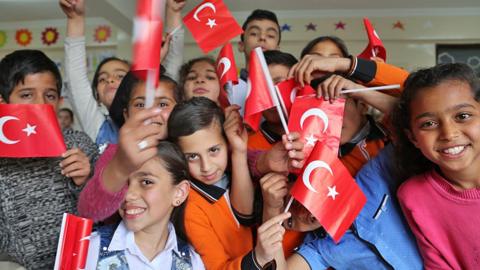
top-left (177, 56), bottom-right (217, 102)
top-left (168, 96), bottom-right (225, 143)
top-left (300, 36), bottom-right (349, 58)
top-left (264, 50), bottom-right (298, 68)
top-left (241, 9), bottom-right (281, 44)
top-left (58, 107), bottom-right (74, 122)
top-left (0, 50), bottom-right (62, 102)
top-left (392, 63), bottom-right (480, 181)
top-left (91, 57), bottom-right (130, 104)
top-left (109, 65), bottom-right (178, 128)
top-left (147, 141), bottom-right (191, 242)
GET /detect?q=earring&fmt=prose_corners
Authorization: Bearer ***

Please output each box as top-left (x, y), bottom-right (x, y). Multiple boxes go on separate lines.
top-left (175, 200), bottom-right (181, 206)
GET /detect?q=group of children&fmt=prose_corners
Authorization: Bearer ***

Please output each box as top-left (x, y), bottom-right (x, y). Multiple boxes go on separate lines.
top-left (0, 0), bottom-right (479, 269)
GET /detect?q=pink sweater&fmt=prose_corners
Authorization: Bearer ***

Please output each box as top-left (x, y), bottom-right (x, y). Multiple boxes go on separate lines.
top-left (397, 170), bottom-right (480, 270)
top-left (77, 144), bottom-right (127, 221)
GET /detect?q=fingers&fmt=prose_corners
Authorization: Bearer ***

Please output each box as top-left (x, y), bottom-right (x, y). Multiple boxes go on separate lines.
top-left (127, 106), bottom-right (163, 128)
top-left (258, 212), bottom-right (291, 233)
top-left (60, 148), bottom-right (89, 176)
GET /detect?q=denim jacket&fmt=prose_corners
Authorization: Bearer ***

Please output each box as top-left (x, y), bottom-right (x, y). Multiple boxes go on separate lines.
top-left (297, 144), bottom-right (423, 270)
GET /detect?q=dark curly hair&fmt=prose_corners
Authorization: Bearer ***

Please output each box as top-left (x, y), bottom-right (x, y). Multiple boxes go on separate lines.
top-left (392, 63), bottom-right (480, 181)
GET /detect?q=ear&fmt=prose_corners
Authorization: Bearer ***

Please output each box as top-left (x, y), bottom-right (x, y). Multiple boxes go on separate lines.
top-left (172, 180), bottom-right (190, 206)
top-left (123, 108), bottom-right (129, 121)
top-left (405, 129), bottom-right (420, 148)
top-left (238, 40), bottom-right (245, 53)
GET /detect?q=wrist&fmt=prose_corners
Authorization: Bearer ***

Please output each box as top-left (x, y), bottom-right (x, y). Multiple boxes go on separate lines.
top-left (336, 57), bottom-right (353, 74)
top-left (253, 249), bottom-right (269, 268)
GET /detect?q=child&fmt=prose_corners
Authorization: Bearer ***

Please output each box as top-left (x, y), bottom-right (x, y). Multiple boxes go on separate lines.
top-left (85, 141), bottom-right (205, 269)
top-left (394, 63), bottom-right (480, 269)
top-left (178, 56), bottom-right (221, 103)
top-left (78, 69), bottom-right (179, 221)
top-left (58, 107), bottom-right (75, 130)
top-left (168, 97), bottom-right (290, 269)
top-left (0, 50), bottom-right (98, 269)
top-left (60, 0), bottom-right (185, 148)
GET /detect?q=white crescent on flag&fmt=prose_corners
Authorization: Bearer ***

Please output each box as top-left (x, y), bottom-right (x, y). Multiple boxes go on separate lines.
top-left (0, 116), bottom-right (19, 144)
top-left (290, 87), bottom-right (298, 103)
top-left (373, 30), bottom-right (380, 40)
top-left (245, 78), bottom-right (252, 99)
top-left (217, 57), bottom-right (231, 79)
top-left (193, 2), bottom-right (216, 22)
top-left (302, 160), bottom-right (334, 193)
top-left (300, 108), bottom-right (329, 133)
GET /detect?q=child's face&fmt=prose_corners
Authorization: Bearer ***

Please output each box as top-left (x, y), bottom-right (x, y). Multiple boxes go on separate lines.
top-left (184, 61), bottom-right (220, 103)
top-left (9, 72), bottom-right (59, 111)
top-left (96, 60), bottom-right (129, 109)
top-left (340, 98), bottom-right (368, 145)
top-left (120, 157), bottom-right (183, 233)
top-left (239, 19), bottom-right (280, 59)
top-left (124, 80), bottom-right (177, 140)
top-left (408, 80), bottom-right (480, 181)
top-left (58, 111), bottom-right (73, 129)
top-left (308, 40), bottom-right (344, 58)
top-left (178, 122), bottom-right (228, 185)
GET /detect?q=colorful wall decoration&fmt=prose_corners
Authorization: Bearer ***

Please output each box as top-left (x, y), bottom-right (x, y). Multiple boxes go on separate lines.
top-left (15, 29), bottom-right (32, 46)
top-left (41, 27), bottom-right (59, 46)
top-left (94, 25), bottom-right (111, 43)
top-left (0, 31), bottom-right (6, 48)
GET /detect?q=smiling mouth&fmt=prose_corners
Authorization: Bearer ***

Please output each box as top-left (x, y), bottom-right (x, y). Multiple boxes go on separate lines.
top-left (439, 144), bottom-right (468, 156)
top-left (123, 207), bottom-right (146, 219)
top-left (203, 172), bottom-right (218, 181)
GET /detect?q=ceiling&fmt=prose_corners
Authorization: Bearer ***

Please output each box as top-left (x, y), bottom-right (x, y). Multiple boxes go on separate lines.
top-left (1, 0), bottom-right (479, 34)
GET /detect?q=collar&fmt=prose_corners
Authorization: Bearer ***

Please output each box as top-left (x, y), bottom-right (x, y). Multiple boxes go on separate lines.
top-left (340, 115), bottom-right (387, 157)
top-left (190, 174), bottom-right (229, 203)
top-left (108, 222), bottom-right (179, 256)
top-left (240, 68), bottom-right (248, 81)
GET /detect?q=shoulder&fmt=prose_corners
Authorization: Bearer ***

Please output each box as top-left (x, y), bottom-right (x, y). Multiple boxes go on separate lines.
top-left (397, 171), bottom-right (433, 205)
top-left (64, 129), bottom-right (98, 153)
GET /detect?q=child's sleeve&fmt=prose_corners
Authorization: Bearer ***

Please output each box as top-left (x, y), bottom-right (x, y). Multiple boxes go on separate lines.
top-left (0, 207), bottom-right (8, 252)
top-left (77, 144), bottom-right (127, 222)
top-left (185, 203), bottom-right (256, 270)
top-left (64, 36), bottom-right (106, 142)
top-left (163, 27), bottom-right (184, 82)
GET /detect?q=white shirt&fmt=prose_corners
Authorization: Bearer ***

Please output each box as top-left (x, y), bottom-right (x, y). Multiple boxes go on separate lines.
top-left (85, 221), bottom-right (205, 270)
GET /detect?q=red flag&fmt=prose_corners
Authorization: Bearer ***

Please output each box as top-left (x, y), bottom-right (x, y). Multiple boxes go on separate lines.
top-left (290, 143), bottom-right (367, 242)
top-left (287, 95), bottom-right (345, 164)
top-left (183, 0), bottom-right (243, 53)
top-left (54, 213), bottom-right (94, 270)
top-left (131, 0), bottom-right (164, 86)
top-left (0, 104), bottom-right (66, 157)
top-left (358, 17), bottom-right (386, 62)
top-left (244, 49), bottom-right (275, 131)
top-left (216, 43), bottom-right (238, 108)
top-left (276, 79), bottom-right (316, 114)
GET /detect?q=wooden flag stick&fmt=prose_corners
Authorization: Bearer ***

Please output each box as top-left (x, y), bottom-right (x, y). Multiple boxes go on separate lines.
top-left (340, 84), bottom-right (400, 94)
top-left (284, 196), bottom-right (294, 213)
top-left (145, 69), bottom-right (156, 109)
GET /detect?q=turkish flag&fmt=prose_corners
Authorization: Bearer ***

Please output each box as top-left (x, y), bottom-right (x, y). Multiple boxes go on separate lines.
top-left (216, 43), bottom-right (238, 108)
top-left (290, 143), bottom-right (367, 242)
top-left (358, 17), bottom-right (386, 61)
top-left (244, 49), bottom-right (275, 131)
top-left (276, 79), bottom-right (316, 114)
top-left (287, 95), bottom-right (345, 166)
top-left (183, 0), bottom-right (243, 53)
top-left (131, 0), bottom-right (164, 86)
top-left (0, 104), bottom-right (66, 158)
top-left (54, 213), bottom-right (93, 270)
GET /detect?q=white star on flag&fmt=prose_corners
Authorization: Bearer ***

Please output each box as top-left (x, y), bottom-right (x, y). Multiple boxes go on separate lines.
top-left (305, 133), bottom-right (318, 147)
top-left (206, 18), bottom-right (217, 28)
top-left (327, 185), bottom-right (339, 200)
top-left (22, 123), bottom-right (37, 136)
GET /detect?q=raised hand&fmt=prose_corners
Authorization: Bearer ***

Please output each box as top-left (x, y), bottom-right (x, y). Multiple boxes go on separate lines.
top-left (255, 212), bottom-right (291, 267)
top-left (60, 148), bottom-right (91, 186)
top-left (224, 105), bottom-right (248, 154)
top-left (288, 54), bottom-right (351, 87)
top-left (59, 0), bottom-right (85, 19)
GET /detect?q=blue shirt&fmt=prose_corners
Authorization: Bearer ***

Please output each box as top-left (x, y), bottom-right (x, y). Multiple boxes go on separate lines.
top-left (297, 144), bottom-right (423, 270)
top-left (96, 119), bottom-right (118, 152)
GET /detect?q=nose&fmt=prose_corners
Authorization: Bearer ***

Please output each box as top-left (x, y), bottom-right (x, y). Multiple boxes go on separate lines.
top-left (259, 32), bottom-right (267, 42)
top-left (125, 183), bottom-right (140, 202)
top-left (195, 76), bottom-right (205, 84)
top-left (440, 121), bottom-right (460, 141)
top-left (200, 156), bottom-right (211, 173)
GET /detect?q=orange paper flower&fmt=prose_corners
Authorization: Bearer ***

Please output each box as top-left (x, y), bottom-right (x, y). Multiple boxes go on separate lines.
top-left (41, 27), bottom-right (59, 46)
top-left (0, 31), bottom-right (6, 48)
top-left (16, 29), bottom-right (32, 46)
top-left (94, 25), bottom-right (111, 43)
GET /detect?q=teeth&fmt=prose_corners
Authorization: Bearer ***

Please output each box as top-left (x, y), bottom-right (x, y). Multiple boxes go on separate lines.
top-left (125, 208), bottom-right (145, 215)
top-left (442, 146), bottom-right (465, 155)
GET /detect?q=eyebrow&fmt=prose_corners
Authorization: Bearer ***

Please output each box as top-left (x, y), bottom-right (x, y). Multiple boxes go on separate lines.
top-left (414, 103), bottom-right (476, 120)
top-left (98, 69), bottom-right (127, 76)
top-left (131, 171), bottom-right (154, 178)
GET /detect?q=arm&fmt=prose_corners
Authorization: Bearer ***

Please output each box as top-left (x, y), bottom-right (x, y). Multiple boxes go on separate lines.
top-left (224, 106), bottom-right (254, 217)
top-left (163, 0), bottom-right (186, 82)
top-left (60, 0), bottom-right (106, 141)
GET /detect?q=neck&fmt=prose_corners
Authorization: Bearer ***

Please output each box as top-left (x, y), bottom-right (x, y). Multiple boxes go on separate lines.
top-left (440, 167), bottom-right (480, 190)
top-left (134, 219), bottom-right (171, 261)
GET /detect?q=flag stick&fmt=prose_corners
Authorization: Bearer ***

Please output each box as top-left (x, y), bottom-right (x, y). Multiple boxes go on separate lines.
top-left (145, 69), bottom-right (156, 108)
top-left (255, 47), bottom-right (290, 135)
top-left (274, 85), bottom-right (289, 121)
top-left (284, 196), bottom-right (294, 213)
top-left (168, 25), bottom-right (181, 36)
top-left (340, 84), bottom-right (399, 94)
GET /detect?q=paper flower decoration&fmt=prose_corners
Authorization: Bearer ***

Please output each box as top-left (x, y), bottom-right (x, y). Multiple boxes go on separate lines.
top-left (94, 25), bottom-right (111, 43)
top-left (41, 27), bottom-right (59, 46)
top-left (0, 31), bottom-right (6, 48)
top-left (16, 29), bottom-right (32, 46)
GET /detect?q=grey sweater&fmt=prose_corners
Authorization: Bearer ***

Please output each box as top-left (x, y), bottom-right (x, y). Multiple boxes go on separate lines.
top-left (0, 128), bottom-right (98, 270)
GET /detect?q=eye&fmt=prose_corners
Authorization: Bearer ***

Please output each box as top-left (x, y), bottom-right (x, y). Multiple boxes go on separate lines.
top-left (209, 146), bottom-right (220, 154)
top-left (419, 120), bottom-right (438, 129)
top-left (186, 153), bottom-right (199, 161)
top-left (456, 112), bottom-right (472, 121)
top-left (46, 94), bottom-right (58, 101)
top-left (267, 34), bottom-right (276, 39)
top-left (20, 92), bottom-right (33, 99)
top-left (98, 77), bottom-right (107, 84)
top-left (207, 75), bottom-right (217, 81)
top-left (115, 73), bottom-right (126, 80)
top-left (186, 75), bottom-right (197, 81)
top-left (158, 102), bottom-right (168, 108)
top-left (134, 102), bottom-right (145, 108)
top-left (141, 178), bottom-right (154, 186)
